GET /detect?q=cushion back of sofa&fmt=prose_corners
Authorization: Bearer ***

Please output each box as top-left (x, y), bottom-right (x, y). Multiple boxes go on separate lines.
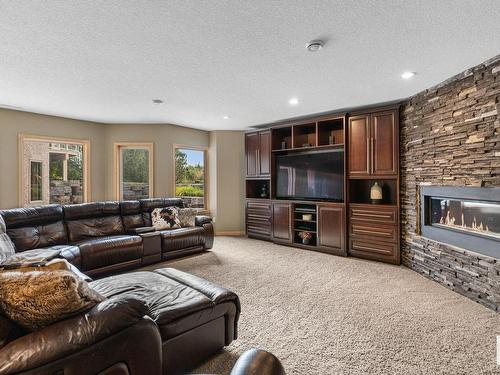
top-left (0, 205), bottom-right (67, 252)
top-left (64, 202), bottom-right (124, 243)
top-left (0, 314), bottom-right (23, 350)
top-left (140, 198), bottom-right (184, 226)
top-left (120, 201), bottom-right (145, 231)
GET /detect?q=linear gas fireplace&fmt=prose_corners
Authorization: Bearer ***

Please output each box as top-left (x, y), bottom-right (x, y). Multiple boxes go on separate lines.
top-left (421, 186), bottom-right (500, 258)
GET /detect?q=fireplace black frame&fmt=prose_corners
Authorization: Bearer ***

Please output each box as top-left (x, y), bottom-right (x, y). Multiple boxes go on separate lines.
top-left (420, 185), bottom-right (500, 258)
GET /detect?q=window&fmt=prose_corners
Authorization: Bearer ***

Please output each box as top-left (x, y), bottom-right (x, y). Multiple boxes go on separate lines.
top-left (114, 143), bottom-right (154, 200)
top-left (19, 135), bottom-right (90, 207)
top-left (174, 146), bottom-right (207, 209)
top-left (30, 161), bottom-right (42, 202)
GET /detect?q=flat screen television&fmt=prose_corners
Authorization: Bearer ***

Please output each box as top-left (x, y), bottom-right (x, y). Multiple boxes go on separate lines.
top-left (276, 150), bottom-right (344, 201)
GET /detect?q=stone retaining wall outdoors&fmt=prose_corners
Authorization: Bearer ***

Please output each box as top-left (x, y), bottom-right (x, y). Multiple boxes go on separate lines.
top-left (50, 180), bottom-right (83, 204)
top-left (122, 182), bottom-right (150, 200)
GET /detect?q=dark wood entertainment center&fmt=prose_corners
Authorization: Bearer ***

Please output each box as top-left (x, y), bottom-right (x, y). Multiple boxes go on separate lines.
top-left (245, 105), bottom-right (400, 264)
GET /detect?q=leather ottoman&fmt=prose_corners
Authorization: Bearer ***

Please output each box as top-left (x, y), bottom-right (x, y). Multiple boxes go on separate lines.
top-left (90, 267), bottom-right (240, 375)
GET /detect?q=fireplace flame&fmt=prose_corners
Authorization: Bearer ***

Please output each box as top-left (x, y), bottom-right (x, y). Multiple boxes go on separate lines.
top-left (439, 211), bottom-right (491, 235)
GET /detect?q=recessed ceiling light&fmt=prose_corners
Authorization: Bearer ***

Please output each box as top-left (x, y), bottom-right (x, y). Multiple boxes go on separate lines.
top-left (152, 99), bottom-right (164, 104)
top-left (289, 98), bottom-right (299, 106)
top-left (223, 115), bottom-right (230, 120)
top-left (401, 71), bottom-right (416, 79)
top-left (306, 40), bottom-right (324, 52)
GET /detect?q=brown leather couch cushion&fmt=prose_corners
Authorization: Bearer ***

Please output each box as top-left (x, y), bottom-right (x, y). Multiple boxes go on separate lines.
top-left (90, 268), bottom-right (240, 340)
top-left (77, 235), bottom-right (142, 271)
top-left (0, 296), bottom-right (149, 375)
top-left (161, 227), bottom-right (205, 252)
top-left (120, 201), bottom-right (145, 231)
top-left (0, 315), bottom-right (23, 350)
top-left (64, 202), bottom-right (125, 243)
top-left (0, 206), bottom-right (67, 252)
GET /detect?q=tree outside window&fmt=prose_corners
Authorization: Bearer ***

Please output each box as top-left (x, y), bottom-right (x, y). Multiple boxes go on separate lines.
top-left (175, 148), bottom-right (206, 208)
top-left (114, 143), bottom-right (154, 201)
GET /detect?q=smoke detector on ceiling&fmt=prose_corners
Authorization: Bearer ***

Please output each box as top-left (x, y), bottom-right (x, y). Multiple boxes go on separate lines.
top-left (306, 40), bottom-right (325, 52)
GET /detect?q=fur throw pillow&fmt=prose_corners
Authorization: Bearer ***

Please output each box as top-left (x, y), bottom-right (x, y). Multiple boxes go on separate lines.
top-left (178, 208), bottom-right (197, 227)
top-left (0, 215), bottom-right (15, 263)
top-left (151, 207), bottom-right (181, 230)
top-left (0, 259), bottom-right (105, 330)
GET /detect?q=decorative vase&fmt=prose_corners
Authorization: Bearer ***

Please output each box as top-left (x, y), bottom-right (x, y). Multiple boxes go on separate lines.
top-left (328, 134), bottom-right (335, 145)
top-left (260, 184), bottom-right (268, 198)
top-left (281, 141), bottom-right (287, 149)
top-left (302, 238), bottom-right (310, 245)
top-left (370, 182), bottom-right (383, 204)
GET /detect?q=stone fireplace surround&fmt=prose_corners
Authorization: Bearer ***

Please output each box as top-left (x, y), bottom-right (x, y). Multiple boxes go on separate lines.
top-left (400, 54), bottom-right (499, 311)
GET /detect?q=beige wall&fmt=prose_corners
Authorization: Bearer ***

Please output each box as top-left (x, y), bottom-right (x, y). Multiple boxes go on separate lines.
top-left (0, 108), bottom-right (106, 208)
top-left (208, 131), bottom-right (245, 234)
top-left (103, 124), bottom-right (209, 200)
top-left (0, 108), bottom-right (246, 233)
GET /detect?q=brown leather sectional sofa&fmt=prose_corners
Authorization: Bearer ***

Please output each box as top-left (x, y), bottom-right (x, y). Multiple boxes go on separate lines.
top-left (0, 198), bottom-right (214, 278)
top-left (0, 198), bottom-right (258, 374)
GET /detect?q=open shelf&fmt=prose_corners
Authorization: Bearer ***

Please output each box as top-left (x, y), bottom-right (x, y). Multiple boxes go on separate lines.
top-left (246, 179), bottom-right (271, 199)
top-left (318, 118), bottom-right (344, 146)
top-left (272, 127), bottom-right (292, 151)
top-left (348, 179), bottom-right (397, 205)
top-left (293, 123), bottom-right (317, 148)
top-left (293, 203), bottom-right (317, 246)
top-left (294, 228), bottom-right (317, 233)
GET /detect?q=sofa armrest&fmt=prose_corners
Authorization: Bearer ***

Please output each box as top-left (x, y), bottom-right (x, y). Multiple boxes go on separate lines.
top-left (230, 349), bottom-right (285, 375)
top-left (195, 215), bottom-right (212, 226)
top-left (126, 226), bottom-right (156, 235)
top-left (0, 296), bottom-right (148, 374)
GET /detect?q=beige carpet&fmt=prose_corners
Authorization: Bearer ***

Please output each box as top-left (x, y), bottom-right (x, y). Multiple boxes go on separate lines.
top-left (145, 237), bottom-right (499, 375)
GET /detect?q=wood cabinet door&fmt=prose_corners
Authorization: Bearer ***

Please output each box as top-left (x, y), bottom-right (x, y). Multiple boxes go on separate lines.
top-left (317, 205), bottom-right (345, 253)
top-left (272, 202), bottom-right (292, 243)
top-left (371, 110), bottom-right (398, 175)
top-left (245, 132), bottom-right (259, 177)
top-left (258, 130), bottom-right (271, 176)
top-left (348, 115), bottom-right (370, 176)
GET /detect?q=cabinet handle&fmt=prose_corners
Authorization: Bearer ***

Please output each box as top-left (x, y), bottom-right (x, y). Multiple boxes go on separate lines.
top-left (366, 137), bottom-right (370, 173)
top-left (353, 212), bottom-right (393, 219)
top-left (371, 137), bottom-right (375, 173)
top-left (353, 228), bottom-right (392, 237)
top-left (256, 149), bottom-right (259, 174)
top-left (257, 149), bottom-right (261, 173)
top-left (353, 244), bottom-right (390, 254)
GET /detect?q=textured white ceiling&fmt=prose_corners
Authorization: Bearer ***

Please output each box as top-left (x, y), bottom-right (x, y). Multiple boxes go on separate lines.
top-left (0, 1), bottom-right (499, 130)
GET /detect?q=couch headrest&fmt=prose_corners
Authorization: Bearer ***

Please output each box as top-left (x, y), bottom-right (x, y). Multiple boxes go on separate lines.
top-left (63, 202), bottom-right (121, 221)
top-left (139, 198), bottom-right (184, 212)
top-left (0, 205), bottom-right (63, 229)
top-left (120, 201), bottom-right (141, 215)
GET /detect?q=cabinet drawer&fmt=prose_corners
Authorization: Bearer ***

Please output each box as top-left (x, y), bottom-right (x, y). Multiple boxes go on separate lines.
top-left (247, 225), bottom-right (271, 236)
top-left (350, 239), bottom-right (397, 258)
top-left (247, 210), bottom-right (271, 220)
top-left (247, 201), bottom-right (271, 217)
top-left (247, 216), bottom-right (270, 227)
top-left (350, 205), bottom-right (397, 225)
top-left (350, 222), bottom-right (397, 243)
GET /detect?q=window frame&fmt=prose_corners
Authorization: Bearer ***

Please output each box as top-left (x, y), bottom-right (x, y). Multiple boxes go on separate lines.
top-left (29, 160), bottom-right (43, 203)
top-left (113, 142), bottom-right (154, 201)
top-left (172, 144), bottom-right (208, 210)
top-left (18, 134), bottom-right (91, 207)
